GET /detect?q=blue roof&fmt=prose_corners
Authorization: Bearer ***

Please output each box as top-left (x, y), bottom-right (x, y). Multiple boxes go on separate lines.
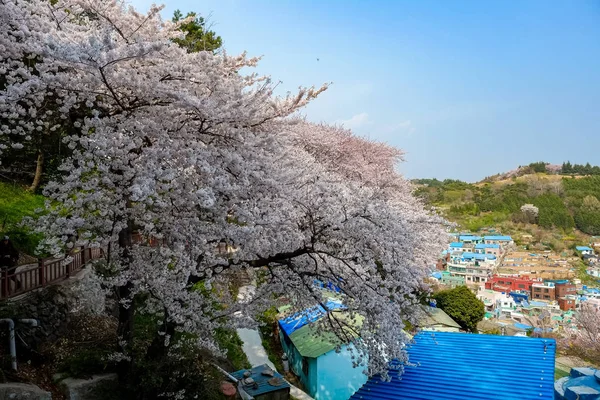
top-left (475, 243), bottom-right (500, 249)
top-left (278, 299), bottom-right (345, 336)
top-left (350, 332), bottom-right (556, 400)
top-left (576, 246), bottom-right (593, 251)
top-left (459, 235), bottom-right (482, 241)
top-left (484, 235), bottom-right (513, 241)
top-left (462, 252), bottom-right (496, 261)
top-left (230, 364), bottom-right (290, 396)
top-left (431, 272), bottom-right (443, 280)
top-left (529, 301), bottom-right (549, 307)
top-left (514, 322), bottom-right (533, 330)
top-left (449, 242), bottom-right (463, 248)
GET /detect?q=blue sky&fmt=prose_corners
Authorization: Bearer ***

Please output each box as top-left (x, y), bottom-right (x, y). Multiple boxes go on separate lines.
top-left (130, 0), bottom-right (600, 182)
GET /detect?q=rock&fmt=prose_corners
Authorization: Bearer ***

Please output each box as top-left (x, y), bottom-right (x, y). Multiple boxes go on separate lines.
top-left (0, 383), bottom-right (52, 400)
top-left (60, 374), bottom-right (118, 400)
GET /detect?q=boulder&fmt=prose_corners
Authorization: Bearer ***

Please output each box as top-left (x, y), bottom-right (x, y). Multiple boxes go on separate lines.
top-left (60, 374), bottom-right (118, 400)
top-left (0, 383), bottom-right (51, 400)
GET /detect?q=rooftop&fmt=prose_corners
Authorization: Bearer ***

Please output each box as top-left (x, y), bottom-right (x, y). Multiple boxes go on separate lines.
top-left (278, 298), bottom-right (345, 336)
top-left (576, 246), bottom-right (594, 251)
top-left (230, 364), bottom-right (290, 397)
top-left (350, 332), bottom-right (556, 400)
top-left (286, 311), bottom-right (363, 358)
top-left (475, 243), bottom-right (500, 249)
top-left (417, 306), bottom-right (461, 330)
top-left (449, 242), bottom-right (464, 248)
top-left (461, 252), bottom-right (497, 261)
top-left (459, 235), bottom-right (482, 241)
top-left (484, 235), bottom-right (513, 241)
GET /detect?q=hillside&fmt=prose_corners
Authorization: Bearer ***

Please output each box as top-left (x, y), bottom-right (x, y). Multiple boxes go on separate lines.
top-left (0, 181), bottom-right (45, 254)
top-left (414, 164), bottom-right (600, 249)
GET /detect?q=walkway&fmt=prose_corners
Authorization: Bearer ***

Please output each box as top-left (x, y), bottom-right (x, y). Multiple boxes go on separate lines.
top-left (1, 247), bottom-right (102, 299)
top-left (236, 285), bottom-right (313, 400)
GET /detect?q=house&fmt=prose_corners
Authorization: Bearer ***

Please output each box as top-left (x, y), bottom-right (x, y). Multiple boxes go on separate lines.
top-left (278, 301), bottom-right (367, 400)
top-left (448, 242), bottom-right (466, 252)
top-left (554, 280), bottom-right (576, 298)
top-left (484, 235), bottom-right (514, 245)
top-left (439, 271), bottom-right (465, 288)
top-left (350, 332), bottom-right (556, 400)
top-left (576, 246), bottom-right (594, 255)
top-left (459, 235), bottom-right (483, 244)
top-left (416, 305), bottom-right (461, 332)
top-left (555, 367), bottom-right (600, 400)
top-left (485, 275), bottom-right (536, 294)
top-left (557, 296), bottom-right (577, 311)
top-left (474, 243), bottom-right (501, 256)
top-left (531, 282), bottom-right (556, 301)
top-left (230, 364), bottom-right (290, 400)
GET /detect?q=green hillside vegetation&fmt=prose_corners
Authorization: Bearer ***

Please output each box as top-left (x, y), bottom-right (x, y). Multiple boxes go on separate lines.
top-left (0, 181), bottom-right (45, 254)
top-left (415, 170), bottom-right (600, 239)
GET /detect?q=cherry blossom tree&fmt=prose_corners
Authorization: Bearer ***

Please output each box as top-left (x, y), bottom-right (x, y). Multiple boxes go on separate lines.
top-left (0, 0), bottom-right (447, 391)
top-left (563, 304), bottom-right (600, 364)
top-left (520, 203), bottom-right (539, 224)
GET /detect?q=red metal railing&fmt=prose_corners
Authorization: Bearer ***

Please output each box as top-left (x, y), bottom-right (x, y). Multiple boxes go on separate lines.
top-left (0, 247), bottom-right (103, 300)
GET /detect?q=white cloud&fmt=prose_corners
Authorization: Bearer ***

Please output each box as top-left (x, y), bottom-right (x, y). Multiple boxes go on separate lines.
top-left (334, 112), bottom-right (370, 130)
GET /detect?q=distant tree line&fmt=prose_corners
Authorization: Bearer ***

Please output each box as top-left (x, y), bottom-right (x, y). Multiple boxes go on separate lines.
top-left (561, 161), bottom-right (600, 176)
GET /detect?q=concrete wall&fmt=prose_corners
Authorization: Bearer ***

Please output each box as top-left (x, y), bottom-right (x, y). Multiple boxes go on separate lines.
top-left (313, 344), bottom-right (368, 400)
top-left (279, 330), bottom-right (311, 390)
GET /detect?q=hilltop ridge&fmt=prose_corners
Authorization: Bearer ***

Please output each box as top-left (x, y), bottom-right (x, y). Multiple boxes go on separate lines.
top-left (413, 161), bottom-right (600, 243)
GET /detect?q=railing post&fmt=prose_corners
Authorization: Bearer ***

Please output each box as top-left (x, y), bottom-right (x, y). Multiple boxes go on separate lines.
top-left (1, 269), bottom-right (7, 299)
top-left (38, 259), bottom-right (45, 287)
top-left (81, 246), bottom-right (86, 266)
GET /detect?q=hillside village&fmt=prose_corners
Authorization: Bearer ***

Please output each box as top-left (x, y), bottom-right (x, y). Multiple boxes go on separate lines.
top-left (1, 0), bottom-right (600, 400)
top-left (433, 233), bottom-right (600, 334)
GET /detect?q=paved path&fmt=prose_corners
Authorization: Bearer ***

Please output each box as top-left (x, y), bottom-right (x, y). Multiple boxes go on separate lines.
top-left (236, 285), bottom-right (313, 400)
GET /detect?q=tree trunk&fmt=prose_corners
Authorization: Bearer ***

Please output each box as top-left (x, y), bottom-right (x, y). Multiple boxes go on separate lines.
top-left (116, 218), bottom-right (135, 386)
top-left (28, 151), bottom-right (44, 192)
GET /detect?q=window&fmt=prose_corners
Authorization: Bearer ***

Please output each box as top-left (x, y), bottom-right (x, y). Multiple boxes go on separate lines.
top-left (518, 284), bottom-right (525, 289)
top-left (544, 288), bottom-right (549, 293)
top-left (544, 295), bottom-right (550, 299)
top-left (302, 358), bottom-right (309, 376)
top-left (534, 288), bottom-right (541, 292)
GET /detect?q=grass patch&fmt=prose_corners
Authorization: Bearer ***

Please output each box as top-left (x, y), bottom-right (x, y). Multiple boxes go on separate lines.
top-left (257, 307), bottom-right (284, 373)
top-left (555, 368), bottom-right (570, 380)
top-left (214, 328), bottom-right (251, 371)
top-left (0, 181), bottom-right (46, 255)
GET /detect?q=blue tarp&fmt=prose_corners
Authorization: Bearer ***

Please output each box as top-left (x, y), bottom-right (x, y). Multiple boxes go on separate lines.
top-left (278, 299), bottom-right (345, 336)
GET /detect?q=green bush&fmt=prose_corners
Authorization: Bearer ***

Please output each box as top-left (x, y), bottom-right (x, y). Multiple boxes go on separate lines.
top-left (0, 181), bottom-right (46, 255)
top-left (58, 347), bottom-right (116, 377)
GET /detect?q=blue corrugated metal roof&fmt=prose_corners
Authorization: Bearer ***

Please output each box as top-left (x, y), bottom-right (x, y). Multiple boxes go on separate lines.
top-left (231, 364), bottom-right (290, 396)
top-left (475, 243), bottom-right (500, 249)
top-left (449, 242), bottom-right (463, 248)
top-left (350, 332), bottom-right (556, 400)
top-left (462, 252), bottom-right (496, 261)
top-left (459, 235), bottom-right (482, 241)
top-left (278, 299), bottom-right (345, 336)
top-left (484, 235), bottom-right (513, 241)
top-left (576, 246), bottom-right (593, 251)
